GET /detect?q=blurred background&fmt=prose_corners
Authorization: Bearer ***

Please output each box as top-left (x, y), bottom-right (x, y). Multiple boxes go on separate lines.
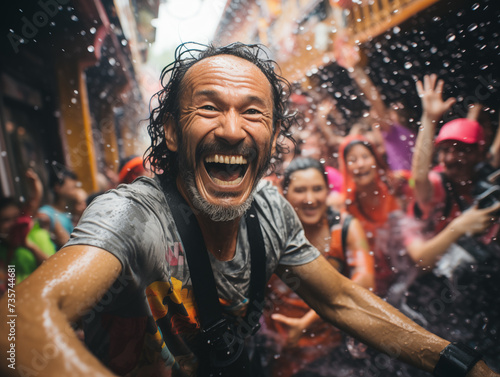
top-left (0, 0), bottom-right (498, 200)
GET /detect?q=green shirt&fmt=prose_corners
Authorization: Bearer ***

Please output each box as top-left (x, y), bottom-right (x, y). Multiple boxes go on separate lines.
top-left (0, 222), bottom-right (56, 284)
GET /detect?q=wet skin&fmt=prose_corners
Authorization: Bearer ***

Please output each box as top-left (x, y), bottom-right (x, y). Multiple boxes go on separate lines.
top-left (164, 54), bottom-right (278, 212)
top-left (285, 168), bottom-right (328, 227)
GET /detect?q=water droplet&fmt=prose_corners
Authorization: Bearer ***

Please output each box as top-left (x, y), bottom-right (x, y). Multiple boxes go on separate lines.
top-left (87, 45), bottom-right (95, 52)
top-left (90, 27), bottom-right (97, 34)
top-left (468, 23), bottom-right (478, 32)
top-left (404, 62), bottom-right (412, 69)
top-left (480, 64), bottom-right (488, 70)
top-left (447, 34), bottom-right (456, 42)
top-left (471, 3), bottom-right (480, 11)
top-left (71, 15), bottom-right (78, 22)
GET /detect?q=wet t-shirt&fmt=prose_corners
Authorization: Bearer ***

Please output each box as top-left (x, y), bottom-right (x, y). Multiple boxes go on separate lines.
top-left (64, 176), bottom-right (319, 376)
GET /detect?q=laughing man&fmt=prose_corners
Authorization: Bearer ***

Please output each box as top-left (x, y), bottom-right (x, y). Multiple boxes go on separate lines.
top-left (1, 43), bottom-right (498, 377)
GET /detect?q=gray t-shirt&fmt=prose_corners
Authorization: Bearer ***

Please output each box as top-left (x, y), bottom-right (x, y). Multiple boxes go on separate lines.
top-left (65, 176), bottom-right (319, 376)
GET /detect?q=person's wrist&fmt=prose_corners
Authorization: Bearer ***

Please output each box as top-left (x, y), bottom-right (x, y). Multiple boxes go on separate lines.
top-left (433, 342), bottom-right (482, 377)
top-left (422, 111), bottom-right (441, 124)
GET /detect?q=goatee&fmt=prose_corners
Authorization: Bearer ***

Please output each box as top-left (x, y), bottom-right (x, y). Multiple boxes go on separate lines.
top-left (182, 171), bottom-right (255, 222)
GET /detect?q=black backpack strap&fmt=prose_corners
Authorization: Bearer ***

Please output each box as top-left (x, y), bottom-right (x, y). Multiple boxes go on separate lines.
top-left (341, 214), bottom-right (352, 254)
top-left (439, 172), bottom-right (457, 216)
top-left (161, 177), bottom-right (266, 338)
top-left (244, 203), bottom-right (267, 329)
top-left (440, 172), bottom-right (470, 213)
top-left (413, 172), bottom-right (454, 220)
top-left (163, 179), bottom-right (223, 330)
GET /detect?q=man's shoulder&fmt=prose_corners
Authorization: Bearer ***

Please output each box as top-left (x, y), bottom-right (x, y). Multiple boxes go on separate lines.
top-left (111, 176), bottom-right (165, 201)
top-left (254, 179), bottom-right (284, 206)
top-left (90, 176), bottom-right (168, 216)
top-left (253, 179), bottom-right (296, 225)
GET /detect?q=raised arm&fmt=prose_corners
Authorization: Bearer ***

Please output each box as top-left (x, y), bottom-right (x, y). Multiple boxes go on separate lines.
top-left (0, 245), bottom-right (122, 377)
top-left (277, 255), bottom-right (498, 376)
top-left (336, 44), bottom-right (392, 131)
top-left (24, 169), bottom-right (44, 217)
top-left (412, 74), bottom-right (456, 205)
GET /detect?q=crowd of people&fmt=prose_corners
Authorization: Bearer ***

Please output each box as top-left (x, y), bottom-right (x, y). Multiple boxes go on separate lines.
top-left (0, 156), bottom-right (153, 295)
top-left (0, 42), bottom-right (499, 377)
top-left (256, 54), bottom-right (500, 375)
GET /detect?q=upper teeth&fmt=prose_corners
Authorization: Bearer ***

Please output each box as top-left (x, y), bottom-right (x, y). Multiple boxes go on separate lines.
top-left (204, 154), bottom-right (247, 164)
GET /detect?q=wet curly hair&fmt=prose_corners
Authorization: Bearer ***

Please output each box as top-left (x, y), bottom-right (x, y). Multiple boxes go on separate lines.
top-left (144, 42), bottom-right (296, 177)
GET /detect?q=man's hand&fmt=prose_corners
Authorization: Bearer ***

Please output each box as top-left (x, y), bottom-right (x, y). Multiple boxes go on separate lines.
top-left (416, 74), bottom-right (456, 122)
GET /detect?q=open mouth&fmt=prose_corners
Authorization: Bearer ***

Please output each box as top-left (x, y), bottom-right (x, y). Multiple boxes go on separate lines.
top-left (204, 154), bottom-right (249, 186)
top-left (355, 171), bottom-right (371, 178)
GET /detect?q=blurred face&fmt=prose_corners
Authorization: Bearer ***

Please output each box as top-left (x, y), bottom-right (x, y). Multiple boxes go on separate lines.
top-left (345, 144), bottom-right (377, 188)
top-left (165, 55), bottom-right (277, 221)
top-left (0, 205), bottom-right (20, 238)
top-left (56, 178), bottom-right (79, 200)
top-left (285, 168), bottom-right (328, 227)
top-left (72, 188), bottom-right (88, 218)
top-left (300, 135), bottom-right (325, 160)
top-left (438, 141), bottom-right (479, 183)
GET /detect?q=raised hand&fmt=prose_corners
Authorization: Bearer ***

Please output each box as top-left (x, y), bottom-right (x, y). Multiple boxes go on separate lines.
top-left (416, 74), bottom-right (456, 122)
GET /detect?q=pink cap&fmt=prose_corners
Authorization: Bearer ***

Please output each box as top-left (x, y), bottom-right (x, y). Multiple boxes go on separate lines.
top-left (435, 118), bottom-right (485, 145)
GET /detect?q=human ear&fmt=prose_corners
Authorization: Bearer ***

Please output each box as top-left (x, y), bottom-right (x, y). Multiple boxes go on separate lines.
top-left (164, 115), bottom-right (178, 152)
top-left (270, 123), bottom-right (280, 156)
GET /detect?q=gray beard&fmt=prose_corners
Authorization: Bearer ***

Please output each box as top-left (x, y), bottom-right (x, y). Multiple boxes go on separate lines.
top-left (182, 171), bottom-right (256, 222)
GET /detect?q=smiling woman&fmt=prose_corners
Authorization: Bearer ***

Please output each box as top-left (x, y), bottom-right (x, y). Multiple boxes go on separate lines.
top-left (259, 156), bottom-right (374, 377)
top-left (339, 135), bottom-right (403, 296)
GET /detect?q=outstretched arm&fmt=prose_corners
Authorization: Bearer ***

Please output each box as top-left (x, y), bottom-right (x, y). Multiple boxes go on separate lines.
top-left (0, 245), bottom-right (122, 377)
top-left (412, 74), bottom-right (456, 205)
top-left (407, 203), bottom-right (500, 268)
top-left (278, 255), bottom-right (498, 376)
